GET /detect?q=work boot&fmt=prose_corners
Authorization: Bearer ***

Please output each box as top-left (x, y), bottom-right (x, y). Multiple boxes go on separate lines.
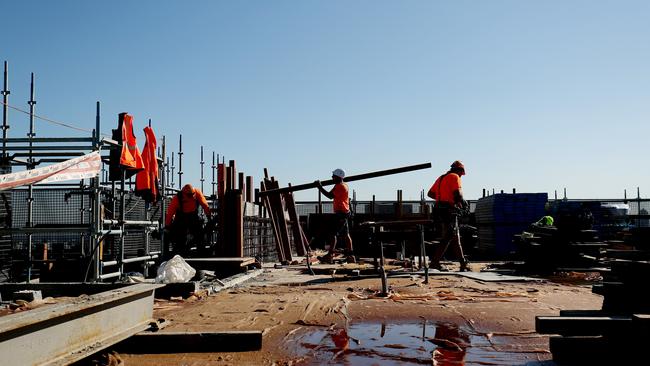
top-left (431, 262), bottom-right (448, 272)
top-left (317, 253), bottom-right (334, 264)
top-left (459, 260), bottom-right (470, 272)
top-left (346, 255), bottom-right (357, 264)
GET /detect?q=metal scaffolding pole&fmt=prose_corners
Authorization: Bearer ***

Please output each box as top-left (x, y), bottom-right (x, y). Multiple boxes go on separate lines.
top-left (2, 61), bottom-right (9, 156)
top-left (93, 101), bottom-right (102, 281)
top-left (211, 152), bottom-right (217, 199)
top-left (170, 151), bottom-right (175, 189)
top-left (119, 170), bottom-right (126, 278)
top-left (160, 135), bottom-right (167, 259)
top-left (26, 73), bottom-right (36, 281)
top-left (177, 135), bottom-right (183, 188)
top-left (200, 145), bottom-right (205, 193)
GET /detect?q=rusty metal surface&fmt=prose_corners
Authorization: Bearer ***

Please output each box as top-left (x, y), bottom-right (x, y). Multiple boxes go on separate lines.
top-left (0, 283), bottom-right (163, 365)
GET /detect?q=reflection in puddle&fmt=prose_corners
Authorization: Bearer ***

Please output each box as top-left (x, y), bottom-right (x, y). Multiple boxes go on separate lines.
top-left (289, 320), bottom-right (547, 365)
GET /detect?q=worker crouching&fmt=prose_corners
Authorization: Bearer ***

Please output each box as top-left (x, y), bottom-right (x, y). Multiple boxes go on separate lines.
top-left (164, 184), bottom-right (211, 258)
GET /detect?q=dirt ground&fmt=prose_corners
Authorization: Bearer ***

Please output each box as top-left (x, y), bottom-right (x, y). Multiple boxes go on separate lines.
top-left (117, 264), bottom-right (603, 366)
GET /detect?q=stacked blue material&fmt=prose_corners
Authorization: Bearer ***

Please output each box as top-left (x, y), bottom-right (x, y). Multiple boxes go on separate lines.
top-left (475, 193), bottom-right (548, 256)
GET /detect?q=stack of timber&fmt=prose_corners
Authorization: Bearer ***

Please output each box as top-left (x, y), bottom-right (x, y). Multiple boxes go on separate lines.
top-left (260, 169), bottom-right (308, 264)
top-left (536, 250), bottom-right (650, 364)
top-left (475, 193), bottom-right (547, 256)
top-left (515, 227), bottom-right (608, 272)
top-left (215, 160), bottom-right (255, 258)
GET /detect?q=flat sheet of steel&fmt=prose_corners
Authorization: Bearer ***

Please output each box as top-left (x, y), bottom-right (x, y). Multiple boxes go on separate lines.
top-left (0, 283), bottom-right (163, 366)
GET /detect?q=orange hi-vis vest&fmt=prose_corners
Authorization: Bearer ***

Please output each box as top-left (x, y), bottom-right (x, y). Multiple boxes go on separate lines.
top-left (135, 126), bottom-right (159, 202)
top-left (120, 113), bottom-right (145, 173)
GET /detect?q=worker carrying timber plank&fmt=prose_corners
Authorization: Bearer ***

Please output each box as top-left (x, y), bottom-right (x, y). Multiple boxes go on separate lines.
top-left (427, 160), bottom-right (469, 272)
top-left (314, 168), bottom-right (355, 264)
top-left (165, 183), bottom-right (211, 257)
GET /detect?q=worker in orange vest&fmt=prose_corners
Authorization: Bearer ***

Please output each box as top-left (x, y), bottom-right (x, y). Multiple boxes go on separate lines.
top-left (165, 184), bottom-right (211, 257)
top-left (314, 168), bottom-right (355, 264)
top-left (428, 160), bottom-right (469, 271)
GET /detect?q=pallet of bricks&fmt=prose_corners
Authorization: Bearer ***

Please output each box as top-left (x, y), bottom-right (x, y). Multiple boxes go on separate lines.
top-left (536, 250), bottom-right (650, 364)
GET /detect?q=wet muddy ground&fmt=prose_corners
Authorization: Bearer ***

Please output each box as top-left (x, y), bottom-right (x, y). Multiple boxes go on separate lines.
top-left (117, 266), bottom-right (602, 365)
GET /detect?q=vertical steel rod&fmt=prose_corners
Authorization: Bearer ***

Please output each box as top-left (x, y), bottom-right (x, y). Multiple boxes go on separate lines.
top-left (211, 151), bottom-right (216, 199)
top-left (119, 170), bottom-right (126, 277)
top-left (26, 73), bottom-right (36, 281)
top-left (200, 145), bottom-right (205, 192)
top-left (2, 61), bottom-right (9, 156)
top-left (177, 135), bottom-right (183, 188)
top-left (93, 101), bottom-right (102, 281)
top-left (170, 152), bottom-right (175, 188)
top-left (160, 136), bottom-right (167, 258)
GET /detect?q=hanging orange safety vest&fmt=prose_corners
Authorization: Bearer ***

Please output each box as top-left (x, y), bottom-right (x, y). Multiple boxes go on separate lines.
top-left (120, 114), bottom-right (145, 172)
top-left (135, 126), bottom-right (160, 202)
top-left (109, 113), bottom-right (144, 181)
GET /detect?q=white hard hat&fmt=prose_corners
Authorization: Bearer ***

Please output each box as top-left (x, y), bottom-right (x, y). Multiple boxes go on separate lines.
top-left (332, 168), bottom-right (346, 178)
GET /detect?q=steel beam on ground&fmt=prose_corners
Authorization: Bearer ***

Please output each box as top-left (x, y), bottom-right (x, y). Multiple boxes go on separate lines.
top-left (0, 283), bottom-right (162, 366)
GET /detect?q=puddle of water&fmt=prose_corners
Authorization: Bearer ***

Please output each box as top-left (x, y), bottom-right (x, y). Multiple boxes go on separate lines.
top-left (288, 320), bottom-right (548, 366)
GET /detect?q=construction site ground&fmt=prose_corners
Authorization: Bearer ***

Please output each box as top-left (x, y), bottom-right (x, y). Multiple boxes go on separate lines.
top-left (117, 263), bottom-right (603, 366)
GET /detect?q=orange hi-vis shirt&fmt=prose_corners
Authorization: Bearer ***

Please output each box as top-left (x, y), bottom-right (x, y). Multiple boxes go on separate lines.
top-left (332, 182), bottom-right (350, 213)
top-left (165, 188), bottom-right (211, 225)
top-left (428, 173), bottom-right (462, 204)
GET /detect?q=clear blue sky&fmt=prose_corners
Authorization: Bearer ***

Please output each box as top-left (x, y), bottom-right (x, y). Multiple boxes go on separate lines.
top-left (2, 1), bottom-right (649, 200)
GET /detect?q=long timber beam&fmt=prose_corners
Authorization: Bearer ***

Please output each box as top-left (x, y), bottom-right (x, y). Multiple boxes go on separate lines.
top-left (259, 162), bottom-right (432, 196)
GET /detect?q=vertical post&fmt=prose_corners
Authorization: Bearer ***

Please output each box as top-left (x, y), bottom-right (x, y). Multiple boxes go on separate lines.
top-left (120, 170), bottom-right (126, 278)
top-left (554, 190), bottom-right (558, 200)
top-left (512, 188), bottom-right (516, 194)
top-left (420, 225), bottom-right (428, 284)
top-left (2, 61), bottom-right (9, 156)
top-left (246, 176), bottom-right (253, 203)
top-left (200, 146), bottom-right (205, 193)
top-left (170, 152), bottom-right (175, 189)
top-left (177, 135), bottom-right (183, 188)
top-left (211, 152), bottom-right (216, 199)
top-left (638, 187), bottom-right (641, 228)
top-left (229, 160), bottom-right (236, 190)
top-left (482, 188), bottom-right (486, 198)
top-left (93, 101), bottom-right (102, 281)
top-left (92, 101), bottom-right (103, 282)
top-left (563, 188), bottom-right (567, 200)
top-left (318, 191), bottom-right (322, 214)
top-left (160, 136), bottom-right (167, 258)
top-left (26, 73), bottom-right (36, 281)
top-left (238, 172), bottom-right (245, 192)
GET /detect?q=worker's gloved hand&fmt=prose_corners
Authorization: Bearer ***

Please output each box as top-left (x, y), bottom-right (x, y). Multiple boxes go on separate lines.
top-left (314, 180), bottom-right (322, 188)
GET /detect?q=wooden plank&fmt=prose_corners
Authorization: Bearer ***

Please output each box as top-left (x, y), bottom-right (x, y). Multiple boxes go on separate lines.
top-left (549, 336), bottom-right (610, 364)
top-left (261, 179), bottom-right (285, 262)
top-left (115, 331), bottom-right (263, 353)
top-left (265, 178), bottom-right (292, 263)
top-left (284, 190), bottom-right (307, 256)
top-left (536, 315), bottom-right (632, 336)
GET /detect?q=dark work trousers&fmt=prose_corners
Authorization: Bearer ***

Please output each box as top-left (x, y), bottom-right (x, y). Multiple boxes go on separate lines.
top-left (168, 211), bottom-right (203, 258)
top-left (431, 207), bottom-right (466, 265)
